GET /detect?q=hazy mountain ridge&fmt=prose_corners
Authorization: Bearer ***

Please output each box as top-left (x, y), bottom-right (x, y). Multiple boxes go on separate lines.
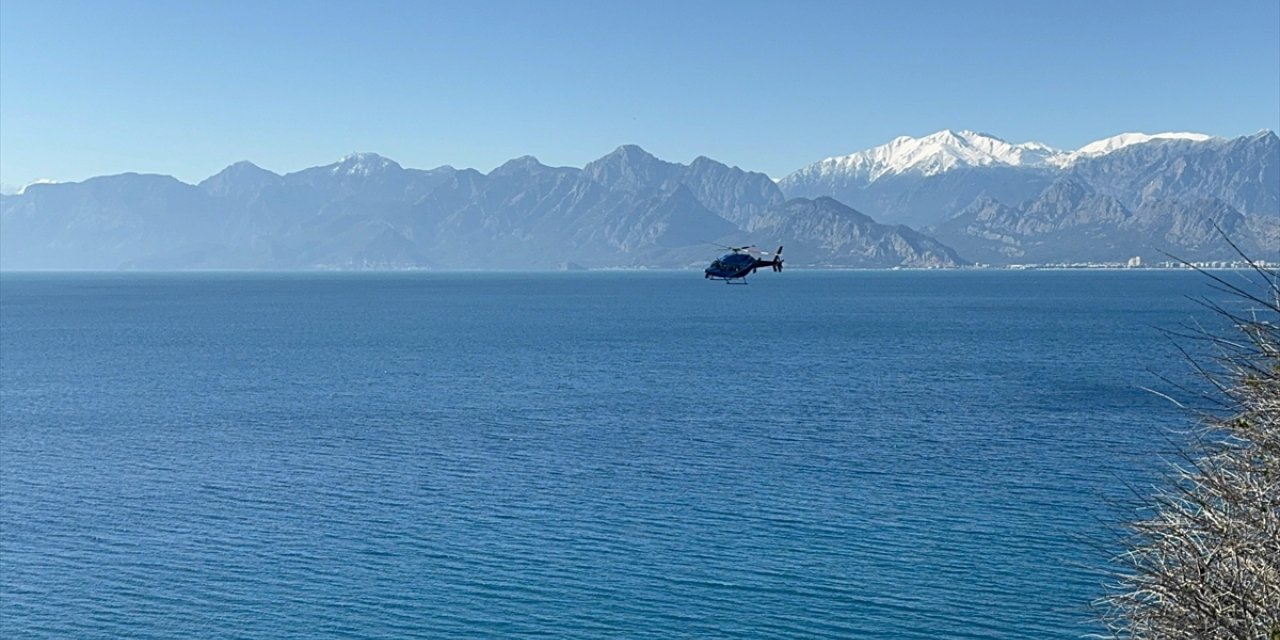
top-left (582, 145), bottom-right (786, 227)
top-left (1063, 131), bottom-right (1278, 216)
top-left (931, 178), bottom-right (1275, 264)
top-left (1, 147), bottom-right (956, 270)
top-left (747, 197), bottom-right (963, 268)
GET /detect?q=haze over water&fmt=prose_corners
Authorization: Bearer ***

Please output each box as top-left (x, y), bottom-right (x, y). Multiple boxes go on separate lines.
top-left (0, 270), bottom-right (1237, 638)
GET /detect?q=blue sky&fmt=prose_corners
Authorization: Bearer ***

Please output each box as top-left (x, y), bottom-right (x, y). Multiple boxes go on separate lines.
top-left (1, 0), bottom-right (1277, 187)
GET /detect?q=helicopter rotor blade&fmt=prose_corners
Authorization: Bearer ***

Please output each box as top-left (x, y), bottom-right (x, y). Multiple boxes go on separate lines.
top-left (705, 242), bottom-right (756, 254)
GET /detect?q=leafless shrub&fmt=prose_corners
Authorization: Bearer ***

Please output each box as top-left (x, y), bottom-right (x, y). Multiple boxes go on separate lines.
top-left (1097, 253), bottom-right (1280, 640)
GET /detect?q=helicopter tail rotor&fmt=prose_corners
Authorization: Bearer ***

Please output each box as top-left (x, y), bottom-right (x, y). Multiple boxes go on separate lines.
top-left (772, 246), bottom-right (784, 272)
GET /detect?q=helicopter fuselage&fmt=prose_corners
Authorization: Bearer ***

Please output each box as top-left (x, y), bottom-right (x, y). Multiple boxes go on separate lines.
top-left (703, 247), bottom-right (782, 283)
top-left (704, 253), bottom-right (758, 281)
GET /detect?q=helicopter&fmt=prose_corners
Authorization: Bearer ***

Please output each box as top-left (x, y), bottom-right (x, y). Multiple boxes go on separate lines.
top-left (704, 245), bottom-right (783, 283)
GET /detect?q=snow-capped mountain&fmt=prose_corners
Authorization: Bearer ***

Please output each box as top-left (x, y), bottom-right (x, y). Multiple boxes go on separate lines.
top-left (926, 130), bottom-right (1279, 264)
top-left (777, 129), bottom-right (1266, 229)
top-left (280, 152), bottom-right (457, 204)
top-left (781, 129), bottom-right (1221, 188)
top-left (788, 129), bottom-right (1066, 185)
top-left (329, 152), bottom-right (403, 176)
top-left (1069, 132), bottom-right (1214, 158)
top-left (0, 179), bottom-right (62, 196)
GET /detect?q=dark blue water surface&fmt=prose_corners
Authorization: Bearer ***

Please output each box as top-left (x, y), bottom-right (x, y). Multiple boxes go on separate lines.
top-left (0, 270), bottom-right (1244, 638)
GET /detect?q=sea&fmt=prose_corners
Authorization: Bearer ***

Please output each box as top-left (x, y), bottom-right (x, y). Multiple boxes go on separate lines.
top-left (0, 269), bottom-right (1256, 638)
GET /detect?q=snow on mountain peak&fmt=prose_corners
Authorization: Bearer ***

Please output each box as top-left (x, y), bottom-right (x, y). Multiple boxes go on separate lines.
top-left (12, 179), bottom-right (61, 194)
top-left (1071, 132), bottom-right (1214, 157)
top-left (804, 129), bottom-right (1068, 183)
top-left (333, 152), bottom-right (401, 176)
top-left (784, 129), bottom-right (1228, 185)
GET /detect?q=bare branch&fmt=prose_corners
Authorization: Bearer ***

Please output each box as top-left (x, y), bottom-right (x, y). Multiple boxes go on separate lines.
top-left (1097, 243), bottom-right (1280, 639)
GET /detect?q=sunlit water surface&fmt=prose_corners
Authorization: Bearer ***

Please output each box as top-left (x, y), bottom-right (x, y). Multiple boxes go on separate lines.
top-left (0, 270), bottom-right (1243, 638)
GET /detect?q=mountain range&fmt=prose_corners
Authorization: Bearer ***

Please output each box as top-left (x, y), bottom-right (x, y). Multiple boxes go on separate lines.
top-left (779, 130), bottom-right (1276, 225)
top-left (0, 147), bottom-right (957, 270)
top-left (2, 129), bottom-right (1275, 270)
top-left (778, 129), bottom-right (1277, 264)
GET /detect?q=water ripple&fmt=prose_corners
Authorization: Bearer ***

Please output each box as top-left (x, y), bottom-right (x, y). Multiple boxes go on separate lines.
top-left (1, 271), bottom-right (1226, 638)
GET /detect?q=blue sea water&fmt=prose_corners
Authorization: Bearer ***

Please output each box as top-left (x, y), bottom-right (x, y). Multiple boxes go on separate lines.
top-left (0, 270), bottom-right (1247, 638)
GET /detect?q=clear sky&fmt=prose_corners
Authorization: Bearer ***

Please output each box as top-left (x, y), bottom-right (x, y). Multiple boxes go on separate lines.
top-left (1, 0), bottom-right (1277, 188)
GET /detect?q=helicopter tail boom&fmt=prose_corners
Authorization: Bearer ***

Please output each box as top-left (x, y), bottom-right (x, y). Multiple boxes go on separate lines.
top-left (757, 246), bottom-right (783, 272)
